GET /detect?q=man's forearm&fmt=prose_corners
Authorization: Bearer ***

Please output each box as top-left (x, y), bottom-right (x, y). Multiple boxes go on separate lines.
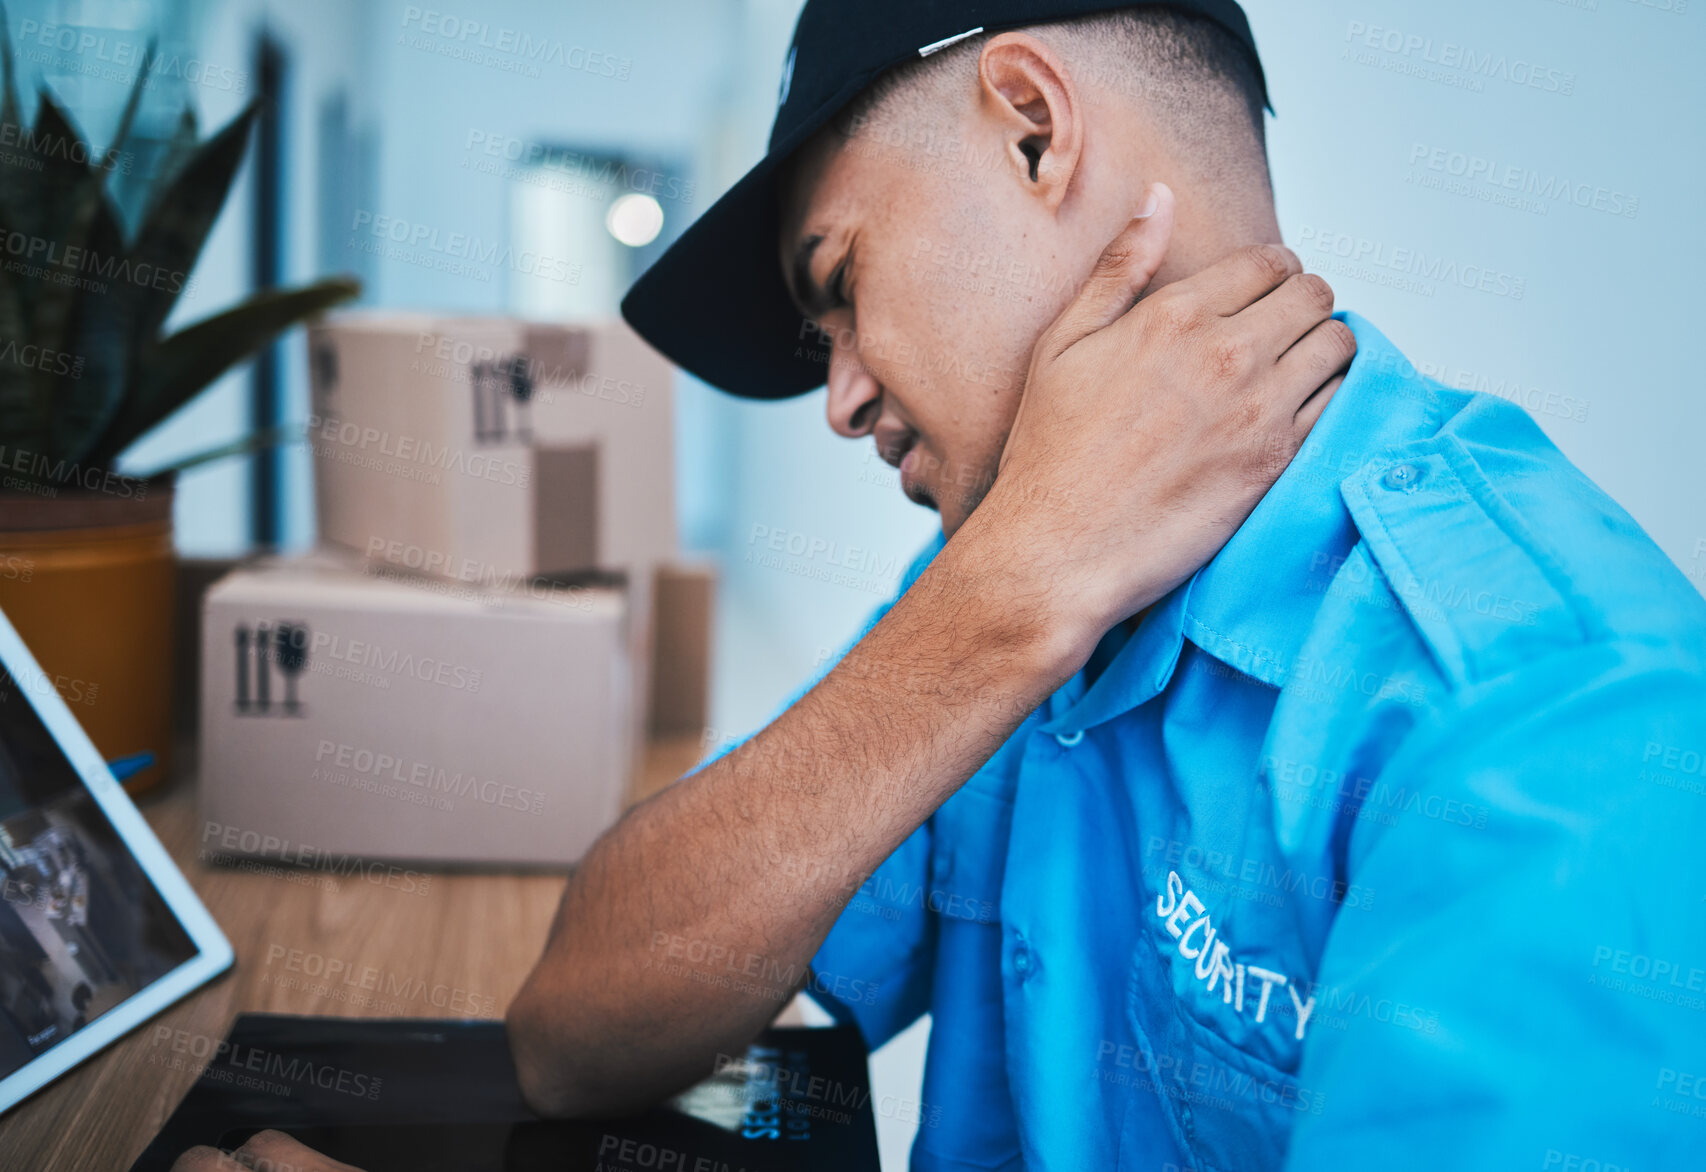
top-left (506, 512), bottom-right (1088, 1117)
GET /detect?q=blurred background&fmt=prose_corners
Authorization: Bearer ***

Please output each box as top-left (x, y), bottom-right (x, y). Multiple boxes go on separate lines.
top-left (4, 0), bottom-right (1701, 1164)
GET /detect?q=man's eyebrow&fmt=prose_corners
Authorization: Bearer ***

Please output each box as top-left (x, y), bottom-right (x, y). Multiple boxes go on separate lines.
top-left (790, 233), bottom-right (829, 317)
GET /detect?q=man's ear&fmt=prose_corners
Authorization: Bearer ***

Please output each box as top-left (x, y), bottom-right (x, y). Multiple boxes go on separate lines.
top-left (977, 33), bottom-right (1083, 211)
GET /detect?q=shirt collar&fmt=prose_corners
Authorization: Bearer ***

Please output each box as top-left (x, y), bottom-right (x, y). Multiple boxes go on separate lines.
top-left (1046, 312), bottom-right (1443, 735)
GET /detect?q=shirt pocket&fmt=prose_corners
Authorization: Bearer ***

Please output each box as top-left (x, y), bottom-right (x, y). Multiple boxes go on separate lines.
top-left (1117, 928), bottom-right (1324, 1172)
top-left (913, 784), bottom-right (1023, 1171)
top-left (927, 783), bottom-right (1010, 927)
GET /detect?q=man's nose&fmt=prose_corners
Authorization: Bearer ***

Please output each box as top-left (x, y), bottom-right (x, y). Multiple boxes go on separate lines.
top-left (825, 333), bottom-right (881, 437)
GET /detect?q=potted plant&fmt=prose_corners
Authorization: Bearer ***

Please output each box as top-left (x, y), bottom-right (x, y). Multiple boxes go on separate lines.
top-left (0, 24), bottom-right (360, 795)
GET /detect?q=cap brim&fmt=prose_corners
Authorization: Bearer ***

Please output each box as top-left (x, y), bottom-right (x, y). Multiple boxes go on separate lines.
top-left (621, 130), bottom-right (830, 401)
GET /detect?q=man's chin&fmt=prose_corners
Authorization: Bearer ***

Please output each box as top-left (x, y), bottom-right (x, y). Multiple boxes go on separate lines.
top-left (934, 484), bottom-right (999, 541)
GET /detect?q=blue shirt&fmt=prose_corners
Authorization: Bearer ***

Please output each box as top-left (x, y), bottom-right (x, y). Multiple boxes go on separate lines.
top-left (728, 313), bottom-right (1706, 1170)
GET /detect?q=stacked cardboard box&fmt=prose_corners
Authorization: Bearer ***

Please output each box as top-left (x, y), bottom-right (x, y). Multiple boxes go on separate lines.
top-left (200, 553), bottom-right (630, 867)
top-left (197, 317), bottom-right (713, 867)
top-left (308, 314), bottom-right (675, 581)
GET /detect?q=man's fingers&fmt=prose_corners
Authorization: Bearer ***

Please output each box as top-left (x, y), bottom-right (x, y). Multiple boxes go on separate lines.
top-left (1037, 181), bottom-right (1175, 361)
top-left (169, 1147), bottom-right (242, 1172)
top-left (1191, 243), bottom-right (1303, 317)
top-left (1294, 371), bottom-right (1347, 433)
top-left (1276, 318), bottom-right (1357, 424)
top-left (230, 1130), bottom-right (368, 1172)
top-left (1243, 272), bottom-right (1337, 358)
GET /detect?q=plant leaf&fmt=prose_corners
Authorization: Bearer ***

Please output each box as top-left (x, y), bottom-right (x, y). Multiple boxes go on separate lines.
top-left (46, 193), bottom-right (133, 467)
top-left (0, 92), bottom-right (111, 458)
top-left (126, 98), bottom-right (259, 349)
top-left (30, 43), bottom-right (151, 383)
top-left (151, 104), bottom-right (199, 193)
top-left (25, 86), bottom-right (140, 465)
top-left (9, 92), bottom-right (94, 278)
top-left (121, 422), bottom-right (304, 481)
top-left (102, 38), bottom-right (154, 170)
top-left (92, 277), bottom-right (360, 465)
top-left (0, 216), bottom-right (40, 463)
top-left (0, 0), bottom-right (20, 141)
top-left (37, 42), bottom-right (156, 468)
top-left (0, 3), bottom-right (42, 459)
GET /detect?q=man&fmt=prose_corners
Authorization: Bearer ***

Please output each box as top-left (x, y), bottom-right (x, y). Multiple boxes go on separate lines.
top-left (514, 1), bottom-right (1706, 1168)
top-left (177, 3), bottom-right (1704, 1171)
top-left (519, 3), bottom-right (1706, 1169)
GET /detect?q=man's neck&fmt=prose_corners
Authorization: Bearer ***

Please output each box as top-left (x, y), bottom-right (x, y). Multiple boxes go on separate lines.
top-left (1132, 172), bottom-right (1282, 294)
top-left (1148, 221), bottom-right (1284, 294)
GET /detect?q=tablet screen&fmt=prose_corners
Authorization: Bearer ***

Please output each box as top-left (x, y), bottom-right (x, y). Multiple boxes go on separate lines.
top-left (0, 661), bottom-right (198, 1079)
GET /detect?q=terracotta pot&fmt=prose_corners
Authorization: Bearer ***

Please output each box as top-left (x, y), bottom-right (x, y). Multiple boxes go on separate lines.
top-left (0, 477), bottom-right (176, 797)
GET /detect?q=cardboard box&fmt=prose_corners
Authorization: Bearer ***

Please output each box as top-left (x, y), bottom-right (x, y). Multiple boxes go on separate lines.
top-left (175, 557), bottom-right (240, 737)
top-left (308, 314), bottom-right (675, 580)
top-left (198, 553), bottom-right (631, 868)
top-left (649, 561), bottom-right (716, 738)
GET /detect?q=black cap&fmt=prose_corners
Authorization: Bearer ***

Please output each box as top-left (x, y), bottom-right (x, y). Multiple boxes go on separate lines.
top-left (621, 0), bottom-right (1268, 400)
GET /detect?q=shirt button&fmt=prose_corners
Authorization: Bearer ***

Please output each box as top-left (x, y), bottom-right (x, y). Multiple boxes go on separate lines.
top-left (1013, 939), bottom-right (1033, 980)
top-left (1380, 462), bottom-right (1427, 492)
top-left (1054, 729), bottom-right (1085, 747)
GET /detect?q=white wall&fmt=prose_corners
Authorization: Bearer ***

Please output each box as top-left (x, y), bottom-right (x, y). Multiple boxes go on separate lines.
top-left (1255, 0), bottom-right (1705, 579)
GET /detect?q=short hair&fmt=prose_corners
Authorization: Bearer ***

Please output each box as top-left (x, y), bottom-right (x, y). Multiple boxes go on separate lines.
top-left (832, 6), bottom-right (1270, 199)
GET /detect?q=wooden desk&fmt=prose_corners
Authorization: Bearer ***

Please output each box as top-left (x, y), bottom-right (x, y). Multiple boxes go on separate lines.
top-left (0, 736), bottom-right (706, 1172)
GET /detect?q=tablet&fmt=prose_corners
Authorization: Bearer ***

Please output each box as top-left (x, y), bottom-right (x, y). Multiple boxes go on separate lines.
top-left (0, 606), bottom-right (233, 1114)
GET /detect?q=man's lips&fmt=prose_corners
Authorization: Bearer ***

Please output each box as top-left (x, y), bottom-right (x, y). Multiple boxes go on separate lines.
top-left (876, 430), bottom-right (914, 469)
top-left (899, 447), bottom-right (936, 510)
top-left (874, 431), bottom-right (936, 509)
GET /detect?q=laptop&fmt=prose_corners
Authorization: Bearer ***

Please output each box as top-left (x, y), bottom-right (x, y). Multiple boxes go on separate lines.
top-left (132, 1014), bottom-right (882, 1172)
top-left (0, 606), bottom-right (232, 1115)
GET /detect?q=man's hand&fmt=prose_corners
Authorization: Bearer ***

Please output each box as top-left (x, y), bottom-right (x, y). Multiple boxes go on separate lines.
top-left (170, 1130), bottom-right (365, 1172)
top-left (983, 181), bottom-right (1355, 659)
